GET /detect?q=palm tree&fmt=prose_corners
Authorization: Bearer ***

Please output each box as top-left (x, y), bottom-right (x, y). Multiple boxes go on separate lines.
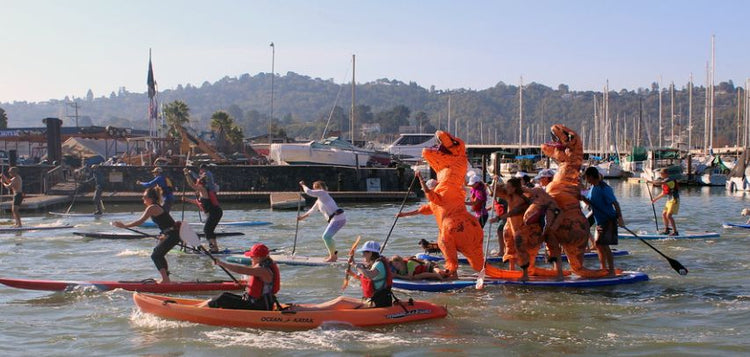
top-left (0, 108), bottom-right (7, 129)
top-left (163, 100), bottom-right (190, 138)
top-left (210, 110), bottom-right (244, 152)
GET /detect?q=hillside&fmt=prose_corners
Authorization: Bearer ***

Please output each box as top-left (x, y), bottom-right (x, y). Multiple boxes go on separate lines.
top-left (1, 72), bottom-right (744, 148)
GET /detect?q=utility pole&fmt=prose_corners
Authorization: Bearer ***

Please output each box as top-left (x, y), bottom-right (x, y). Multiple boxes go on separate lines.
top-left (67, 100), bottom-right (80, 127)
top-left (269, 42), bottom-right (275, 145)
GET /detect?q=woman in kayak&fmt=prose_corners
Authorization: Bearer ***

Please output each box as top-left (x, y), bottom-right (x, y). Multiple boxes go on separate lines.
top-left (204, 243), bottom-right (280, 310)
top-left (183, 168), bottom-right (222, 253)
top-left (348, 240), bottom-right (393, 308)
top-left (112, 187), bottom-right (180, 283)
top-left (297, 180), bottom-right (346, 262)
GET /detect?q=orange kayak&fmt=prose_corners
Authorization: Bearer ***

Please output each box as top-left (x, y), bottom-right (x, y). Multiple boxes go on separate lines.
top-left (133, 292), bottom-right (447, 330)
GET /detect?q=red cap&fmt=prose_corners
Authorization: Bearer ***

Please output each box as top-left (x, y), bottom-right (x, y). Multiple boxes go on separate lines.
top-left (244, 243), bottom-right (269, 258)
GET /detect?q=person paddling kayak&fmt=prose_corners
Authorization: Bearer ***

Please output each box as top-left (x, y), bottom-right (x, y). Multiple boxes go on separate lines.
top-left (203, 243), bottom-right (280, 310)
top-left (112, 187), bottom-right (180, 283)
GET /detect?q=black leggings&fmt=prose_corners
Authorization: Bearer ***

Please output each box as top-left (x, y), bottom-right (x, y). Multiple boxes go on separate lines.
top-left (151, 230), bottom-right (181, 271)
top-left (208, 292), bottom-right (272, 310)
top-left (367, 288), bottom-right (394, 308)
top-left (203, 206), bottom-right (223, 240)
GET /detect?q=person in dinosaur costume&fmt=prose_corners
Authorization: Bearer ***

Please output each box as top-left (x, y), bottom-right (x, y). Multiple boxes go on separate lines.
top-left (422, 131), bottom-right (522, 279)
top-left (491, 178), bottom-right (566, 280)
top-left (541, 124), bottom-right (615, 278)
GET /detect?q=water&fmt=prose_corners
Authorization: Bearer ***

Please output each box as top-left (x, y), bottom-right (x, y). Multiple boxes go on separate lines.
top-left (1, 181), bottom-right (749, 355)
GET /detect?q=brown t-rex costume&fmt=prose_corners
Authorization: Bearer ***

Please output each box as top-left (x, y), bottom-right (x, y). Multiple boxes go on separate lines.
top-left (422, 131), bottom-right (521, 279)
top-left (542, 124), bottom-right (610, 278)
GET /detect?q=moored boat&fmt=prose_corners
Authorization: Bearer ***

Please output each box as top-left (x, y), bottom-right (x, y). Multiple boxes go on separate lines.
top-left (133, 292), bottom-right (448, 330)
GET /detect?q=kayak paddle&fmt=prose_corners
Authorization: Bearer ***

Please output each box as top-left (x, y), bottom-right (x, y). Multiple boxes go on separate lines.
top-left (622, 226), bottom-right (688, 275)
top-left (341, 236), bottom-right (361, 291)
top-left (179, 222), bottom-right (240, 283)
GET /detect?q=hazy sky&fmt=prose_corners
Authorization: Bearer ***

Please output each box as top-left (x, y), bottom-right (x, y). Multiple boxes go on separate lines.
top-left (2, 0), bottom-right (748, 103)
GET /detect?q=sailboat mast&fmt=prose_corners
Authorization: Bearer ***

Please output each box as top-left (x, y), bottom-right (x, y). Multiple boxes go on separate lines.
top-left (519, 76), bottom-right (523, 156)
top-left (670, 82), bottom-right (675, 148)
top-left (351, 54), bottom-right (355, 143)
top-left (658, 77), bottom-right (663, 147)
top-left (704, 61), bottom-right (710, 154)
top-left (710, 34), bottom-right (716, 150)
top-left (688, 73), bottom-right (693, 151)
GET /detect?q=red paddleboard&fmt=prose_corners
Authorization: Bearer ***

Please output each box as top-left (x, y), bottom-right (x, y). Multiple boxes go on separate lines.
top-left (0, 277), bottom-right (245, 293)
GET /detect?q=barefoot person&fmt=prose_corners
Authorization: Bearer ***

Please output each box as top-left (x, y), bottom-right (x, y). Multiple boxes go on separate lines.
top-left (651, 169), bottom-right (679, 236)
top-left (581, 167), bottom-right (624, 276)
top-left (298, 180), bottom-right (346, 262)
top-left (1, 167), bottom-right (23, 227)
top-left (112, 187), bottom-right (179, 283)
top-left (183, 168), bottom-right (223, 253)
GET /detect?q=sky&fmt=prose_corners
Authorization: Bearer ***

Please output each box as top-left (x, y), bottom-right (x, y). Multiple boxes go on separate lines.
top-left (2, 0), bottom-right (749, 103)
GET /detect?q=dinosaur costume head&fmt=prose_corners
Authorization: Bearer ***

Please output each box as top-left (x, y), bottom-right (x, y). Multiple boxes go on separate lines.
top-left (422, 131), bottom-right (467, 186)
top-left (541, 124), bottom-right (583, 167)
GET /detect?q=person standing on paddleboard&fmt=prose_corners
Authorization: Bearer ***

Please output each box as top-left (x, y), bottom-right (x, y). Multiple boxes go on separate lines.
top-left (581, 167), bottom-right (624, 277)
top-left (82, 164), bottom-right (105, 215)
top-left (112, 187), bottom-right (180, 283)
top-left (183, 168), bottom-right (222, 253)
top-left (466, 174), bottom-right (489, 228)
top-left (1, 167), bottom-right (23, 227)
top-left (298, 180), bottom-right (346, 262)
top-left (651, 169), bottom-right (679, 236)
top-left (137, 167), bottom-right (175, 213)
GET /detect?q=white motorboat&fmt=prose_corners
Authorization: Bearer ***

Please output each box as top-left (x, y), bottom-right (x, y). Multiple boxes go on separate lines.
top-left (386, 133), bottom-right (437, 164)
top-left (269, 137), bottom-right (381, 167)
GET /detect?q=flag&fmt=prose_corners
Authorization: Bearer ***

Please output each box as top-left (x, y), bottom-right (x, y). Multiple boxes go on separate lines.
top-left (147, 54), bottom-right (156, 99)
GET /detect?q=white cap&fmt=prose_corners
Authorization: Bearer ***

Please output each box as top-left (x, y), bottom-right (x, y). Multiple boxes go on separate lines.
top-left (356, 240), bottom-right (381, 253)
top-left (425, 179), bottom-right (438, 190)
top-left (468, 175), bottom-right (482, 186)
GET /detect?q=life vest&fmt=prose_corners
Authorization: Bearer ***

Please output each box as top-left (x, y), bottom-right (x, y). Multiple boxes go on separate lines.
top-left (208, 190), bottom-right (220, 207)
top-left (493, 197), bottom-right (508, 216)
top-left (246, 259), bottom-right (281, 299)
top-left (407, 257), bottom-right (430, 275)
top-left (661, 178), bottom-right (680, 199)
top-left (359, 257), bottom-right (393, 299)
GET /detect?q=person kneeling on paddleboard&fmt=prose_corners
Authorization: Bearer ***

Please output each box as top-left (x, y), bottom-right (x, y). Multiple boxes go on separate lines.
top-left (347, 241), bottom-right (394, 308)
top-left (112, 187), bottom-right (180, 283)
top-left (206, 244), bottom-right (280, 310)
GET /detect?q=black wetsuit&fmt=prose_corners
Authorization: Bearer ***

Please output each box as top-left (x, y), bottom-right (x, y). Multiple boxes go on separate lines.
top-left (200, 197), bottom-right (223, 242)
top-left (150, 206), bottom-right (180, 272)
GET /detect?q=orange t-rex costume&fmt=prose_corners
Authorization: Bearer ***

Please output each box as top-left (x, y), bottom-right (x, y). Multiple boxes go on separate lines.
top-left (542, 124), bottom-right (610, 278)
top-left (422, 131), bottom-right (521, 279)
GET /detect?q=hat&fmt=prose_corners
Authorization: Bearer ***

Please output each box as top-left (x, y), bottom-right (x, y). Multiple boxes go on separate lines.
top-left (152, 167), bottom-right (163, 173)
top-left (244, 243), bottom-right (270, 258)
top-left (468, 175), bottom-right (482, 186)
top-left (425, 179), bottom-right (438, 190)
top-left (356, 240), bottom-right (381, 254)
top-left (534, 169), bottom-right (555, 180)
top-left (515, 171), bottom-right (528, 178)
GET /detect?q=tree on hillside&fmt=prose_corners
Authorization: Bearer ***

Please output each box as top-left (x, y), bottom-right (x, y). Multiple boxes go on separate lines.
top-left (0, 108), bottom-right (7, 129)
top-left (163, 100), bottom-right (191, 138)
top-left (376, 105), bottom-right (411, 133)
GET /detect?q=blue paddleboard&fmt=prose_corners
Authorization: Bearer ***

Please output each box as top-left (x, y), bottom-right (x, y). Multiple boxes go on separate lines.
top-left (392, 271), bottom-right (649, 292)
top-left (618, 231), bottom-right (719, 240)
top-left (722, 222), bottom-right (750, 229)
top-left (415, 249), bottom-right (629, 264)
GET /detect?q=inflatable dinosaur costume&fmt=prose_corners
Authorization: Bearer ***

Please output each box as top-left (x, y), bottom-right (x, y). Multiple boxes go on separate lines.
top-left (542, 124), bottom-right (611, 278)
top-left (422, 131), bottom-right (521, 279)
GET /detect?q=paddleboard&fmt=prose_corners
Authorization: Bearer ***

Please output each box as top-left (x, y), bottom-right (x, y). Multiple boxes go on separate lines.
top-left (0, 224), bottom-right (75, 233)
top-left (173, 248), bottom-right (249, 256)
top-left (224, 254), bottom-right (347, 267)
top-left (722, 222), bottom-right (750, 229)
top-left (49, 212), bottom-right (106, 217)
top-left (618, 231), bottom-right (720, 240)
top-left (140, 220), bottom-right (272, 228)
top-left (415, 249), bottom-right (630, 264)
top-left (73, 231), bottom-right (245, 239)
top-left (0, 277), bottom-right (245, 293)
top-left (392, 271), bottom-right (649, 292)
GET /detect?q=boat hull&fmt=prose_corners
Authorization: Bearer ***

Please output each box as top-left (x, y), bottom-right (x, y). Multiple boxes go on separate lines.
top-left (133, 293), bottom-right (447, 330)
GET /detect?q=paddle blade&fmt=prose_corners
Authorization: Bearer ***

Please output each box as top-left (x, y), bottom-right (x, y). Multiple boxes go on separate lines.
top-left (475, 269), bottom-right (486, 290)
top-left (179, 221), bottom-right (201, 247)
top-left (342, 236), bottom-right (362, 291)
top-left (669, 258), bottom-right (689, 275)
